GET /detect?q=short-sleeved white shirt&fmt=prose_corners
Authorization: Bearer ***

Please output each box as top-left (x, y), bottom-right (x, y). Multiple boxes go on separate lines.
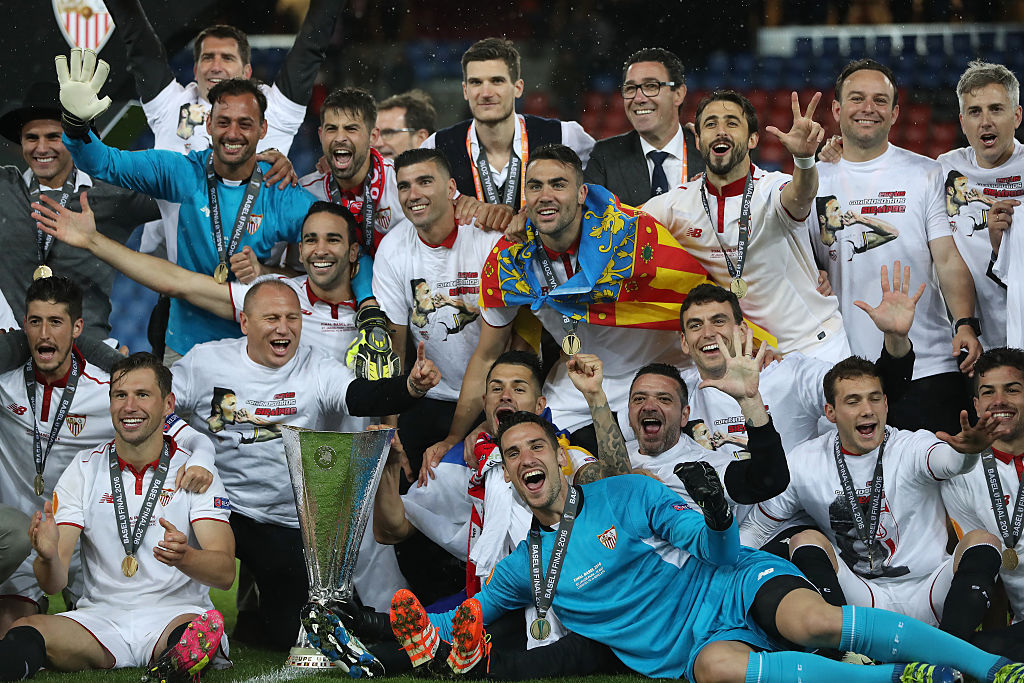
top-left (744, 427), bottom-right (963, 585)
top-left (628, 435), bottom-right (742, 507)
top-left (171, 338), bottom-right (355, 527)
top-left (812, 146), bottom-right (958, 379)
top-left (642, 165), bottom-right (845, 357)
top-left (139, 80), bottom-right (307, 259)
top-left (937, 141), bottom-right (1024, 348)
top-left (53, 437), bottom-right (230, 610)
top-left (942, 452), bottom-right (1024, 620)
top-left (373, 221), bottom-right (500, 401)
top-left (0, 291), bottom-right (16, 331)
top-left (479, 249), bottom-right (688, 432)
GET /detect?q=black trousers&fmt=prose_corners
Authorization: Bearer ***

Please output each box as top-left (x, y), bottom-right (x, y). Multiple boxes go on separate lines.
top-left (230, 512), bottom-right (309, 651)
top-left (397, 396), bottom-right (457, 478)
top-left (887, 371), bottom-right (971, 435)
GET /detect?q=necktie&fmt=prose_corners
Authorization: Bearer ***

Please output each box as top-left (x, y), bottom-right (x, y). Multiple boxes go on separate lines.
top-left (649, 150), bottom-right (670, 197)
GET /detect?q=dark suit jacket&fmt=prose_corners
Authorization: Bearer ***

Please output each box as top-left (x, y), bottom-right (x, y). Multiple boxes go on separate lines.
top-left (584, 128), bottom-right (703, 207)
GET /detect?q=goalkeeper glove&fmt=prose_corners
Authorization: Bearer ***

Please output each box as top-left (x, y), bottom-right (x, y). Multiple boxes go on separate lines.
top-left (346, 305), bottom-right (401, 380)
top-left (55, 48), bottom-right (111, 140)
top-left (673, 461), bottom-right (733, 531)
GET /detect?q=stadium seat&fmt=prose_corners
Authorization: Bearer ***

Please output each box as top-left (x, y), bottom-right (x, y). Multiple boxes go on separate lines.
top-left (849, 36), bottom-right (867, 60)
top-left (925, 34), bottom-right (946, 56)
top-left (795, 37), bottom-right (814, 58)
top-left (822, 36), bottom-right (840, 57)
top-left (874, 36), bottom-right (894, 58)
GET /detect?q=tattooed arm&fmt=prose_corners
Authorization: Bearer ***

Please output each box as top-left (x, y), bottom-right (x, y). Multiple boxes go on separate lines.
top-left (566, 354), bottom-right (632, 484)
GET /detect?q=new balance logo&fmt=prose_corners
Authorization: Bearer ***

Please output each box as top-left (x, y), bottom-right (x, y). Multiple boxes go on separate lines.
top-left (99, 493), bottom-right (113, 503)
top-left (6, 403), bottom-right (26, 416)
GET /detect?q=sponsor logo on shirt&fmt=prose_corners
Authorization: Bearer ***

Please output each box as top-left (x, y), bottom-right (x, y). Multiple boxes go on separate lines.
top-left (6, 403), bottom-right (26, 416)
top-left (597, 526), bottom-right (617, 550)
top-left (214, 496), bottom-right (231, 509)
top-left (757, 567), bottom-right (775, 581)
top-left (99, 492), bottom-right (113, 503)
top-left (672, 502), bottom-right (690, 511)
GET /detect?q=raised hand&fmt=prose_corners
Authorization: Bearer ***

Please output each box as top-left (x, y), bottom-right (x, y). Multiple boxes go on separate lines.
top-left (766, 91), bottom-right (824, 159)
top-left (407, 342), bottom-right (441, 397)
top-left (673, 461), bottom-right (733, 531)
top-left (229, 246), bottom-right (263, 284)
top-left (697, 326), bottom-right (765, 401)
top-left (937, 409), bottom-right (1011, 454)
top-left (567, 353), bottom-right (605, 400)
top-left (32, 191), bottom-right (97, 249)
top-left (55, 48), bottom-right (111, 138)
top-left (854, 261), bottom-right (924, 338)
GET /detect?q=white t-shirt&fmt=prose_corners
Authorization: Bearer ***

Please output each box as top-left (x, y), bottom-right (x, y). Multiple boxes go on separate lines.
top-left (812, 146), bottom-right (957, 379)
top-left (942, 452), bottom-right (1024, 620)
top-left (642, 165), bottom-right (845, 357)
top-left (937, 141), bottom-right (1024, 348)
top-left (741, 427), bottom-right (972, 586)
top-left (171, 338), bottom-right (355, 527)
top-left (628, 435), bottom-right (741, 507)
top-left (53, 437), bottom-right (230, 610)
top-left (373, 221), bottom-right (500, 401)
top-left (0, 291), bottom-right (17, 331)
top-left (479, 249), bottom-right (688, 432)
top-left (139, 80), bottom-right (307, 259)
top-left (299, 155), bottom-right (410, 254)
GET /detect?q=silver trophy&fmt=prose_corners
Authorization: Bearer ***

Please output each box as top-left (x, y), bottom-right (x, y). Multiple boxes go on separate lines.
top-left (282, 426), bottom-right (394, 670)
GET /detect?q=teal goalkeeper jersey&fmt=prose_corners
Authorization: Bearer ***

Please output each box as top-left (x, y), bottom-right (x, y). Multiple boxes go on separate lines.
top-left (428, 474), bottom-right (801, 678)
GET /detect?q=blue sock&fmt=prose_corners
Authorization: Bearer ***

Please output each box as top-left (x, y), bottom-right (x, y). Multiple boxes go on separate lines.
top-left (745, 651), bottom-right (897, 683)
top-left (839, 605), bottom-right (1009, 681)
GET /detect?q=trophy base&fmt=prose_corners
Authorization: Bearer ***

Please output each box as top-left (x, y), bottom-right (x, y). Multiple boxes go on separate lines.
top-left (286, 646), bottom-right (341, 671)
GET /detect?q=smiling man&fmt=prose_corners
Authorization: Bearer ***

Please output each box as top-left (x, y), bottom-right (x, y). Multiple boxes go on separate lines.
top-left (168, 277), bottom-right (441, 649)
top-left (585, 48), bottom-right (703, 206)
top-left (374, 91), bottom-right (437, 161)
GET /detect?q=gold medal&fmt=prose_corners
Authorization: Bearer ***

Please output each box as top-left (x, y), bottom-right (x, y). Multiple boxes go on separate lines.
top-left (121, 555), bottom-right (139, 578)
top-left (33, 474), bottom-right (44, 497)
top-left (213, 263), bottom-right (229, 284)
top-left (1004, 547), bottom-right (1019, 571)
top-left (32, 265), bottom-right (52, 281)
top-left (560, 333), bottom-right (581, 356)
top-left (529, 617), bottom-right (551, 640)
top-left (730, 277), bottom-right (748, 299)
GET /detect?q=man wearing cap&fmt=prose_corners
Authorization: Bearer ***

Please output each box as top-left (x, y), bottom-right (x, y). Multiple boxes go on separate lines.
top-left (0, 82), bottom-right (158, 341)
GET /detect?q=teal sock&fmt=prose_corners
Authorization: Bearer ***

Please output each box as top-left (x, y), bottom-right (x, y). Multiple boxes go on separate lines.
top-left (744, 651), bottom-right (898, 683)
top-left (839, 605), bottom-right (1009, 681)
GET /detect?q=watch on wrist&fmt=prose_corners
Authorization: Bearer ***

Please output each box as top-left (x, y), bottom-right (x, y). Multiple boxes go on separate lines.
top-left (953, 317), bottom-right (981, 337)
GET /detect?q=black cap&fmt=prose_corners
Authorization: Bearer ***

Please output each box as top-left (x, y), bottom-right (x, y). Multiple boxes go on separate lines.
top-left (0, 82), bottom-right (62, 144)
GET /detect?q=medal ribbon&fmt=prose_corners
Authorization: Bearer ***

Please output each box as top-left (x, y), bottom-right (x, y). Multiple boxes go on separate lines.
top-left (329, 149), bottom-right (385, 251)
top-left (466, 116), bottom-right (529, 208)
top-left (108, 440), bottom-right (171, 562)
top-left (528, 484), bottom-right (580, 621)
top-left (24, 353), bottom-right (80, 487)
top-left (832, 429), bottom-right (889, 570)
top-left (205, 156), bottom-right (263, 272)
top-left (29, 168), bottom-right (77, 266)
top-left (699, 170), bottom-right (754, 282)
top-left (531, 235), bottom-right (580, 341)
top-left (981, 449), bottom-right (1024, 553)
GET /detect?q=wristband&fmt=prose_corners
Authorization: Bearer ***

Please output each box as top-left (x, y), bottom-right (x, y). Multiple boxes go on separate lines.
top-left (793, 155), bottom-right (815, 169)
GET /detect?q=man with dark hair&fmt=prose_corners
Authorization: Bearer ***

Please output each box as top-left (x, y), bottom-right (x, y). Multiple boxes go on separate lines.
top-left (102, 0), bottom-right (342, 258)
top-left (641, 89), bottom-right (850, 361)
top-left (0, 352), bottom-right (235, 681)
top-left (741, 350), bottom-right (1016, 654)
top-left (810, 58), bottom-right (980, 435)
top-left (585, 47), bottom-right (703, 206)
top-left (0, 278), bottom-right (215, 635)
top-left (942, 347), bottom-right (1024, 652)
top-left (375, 91), bottom-right (437, 160)
top-left (369, 410), bottom-right (1024, 683)
top-left (424, 38), bottom-right (594, 219)
top-left (941, 61), bottom-right (1024, 351)
top-left (0, 81), bottom-right (158, 340)
top-left (57, 51), bottom-right (317, 362)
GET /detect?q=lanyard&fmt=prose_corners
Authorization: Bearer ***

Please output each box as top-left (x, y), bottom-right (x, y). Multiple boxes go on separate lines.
top-left (108, 440), bottom-right (171, 577)
top-left (832, 429), bottom-right (889, 570)
top-left (29, 168), bottom-right (77, 266)
top-left (24, 354), bottom-right (80, 496)
top-left (531, 235), bottom-right (581, 354)
top-left (981, 450), bottom-right (1024, 569)
top-left (329, 152), bottom-right (382, 252)
top-left (528, 484), bottom-right (580, 640)
top-left (205, 156), bottom-right (263, 279)
top-left (466, 116), bottom-right (529, 208)
top-left (699, 171), bottom-right (754, 282)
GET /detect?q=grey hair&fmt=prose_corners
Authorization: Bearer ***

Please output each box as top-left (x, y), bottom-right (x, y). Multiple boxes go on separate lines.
top-left (957, 60), bottom-right (1020, 112)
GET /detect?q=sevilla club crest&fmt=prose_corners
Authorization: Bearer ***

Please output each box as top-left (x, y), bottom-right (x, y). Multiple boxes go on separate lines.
top-left (53, 0), bottom-right (115, 53)
top-left (597, 526), bottom-right (617, 550)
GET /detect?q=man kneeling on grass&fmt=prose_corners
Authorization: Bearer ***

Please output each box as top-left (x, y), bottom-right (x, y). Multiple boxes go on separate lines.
top-left (0, 353), bottom-right (234, 682)
top-left (311, 411), bottom-right (1024, 683)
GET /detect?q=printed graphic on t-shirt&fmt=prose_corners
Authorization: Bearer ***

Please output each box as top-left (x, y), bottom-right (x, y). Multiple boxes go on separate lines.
top-left (176, 103), bottom-right (208, 142)
top-left (828, 488), bottom-right (909, 579)
top-left (815, 194), bottom-right (899, 258)
top-left (408, 277), bottom-right (480, 339)
top-left (206, 386), bottom-right (286, 443)
top-left (944, 168), bottom-right (1003, 235)
top-left (689, 419), bottom-right (750, 459)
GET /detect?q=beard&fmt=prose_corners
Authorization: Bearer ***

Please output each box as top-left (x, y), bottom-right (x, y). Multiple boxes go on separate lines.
top-left (700, 141), bottom-right (748, 177)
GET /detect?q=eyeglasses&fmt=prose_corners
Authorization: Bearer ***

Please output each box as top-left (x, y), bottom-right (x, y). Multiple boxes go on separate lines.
top-left (621, 81), bottom-right (677, 99)
top-left (379, 127), bottom-right (417, 138)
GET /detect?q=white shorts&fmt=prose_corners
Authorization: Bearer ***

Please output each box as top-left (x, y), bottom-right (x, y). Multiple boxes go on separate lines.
top-left (61, 602), bottom-right (230, 668)
top-left (836, 553), bottom-right (954, 626)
